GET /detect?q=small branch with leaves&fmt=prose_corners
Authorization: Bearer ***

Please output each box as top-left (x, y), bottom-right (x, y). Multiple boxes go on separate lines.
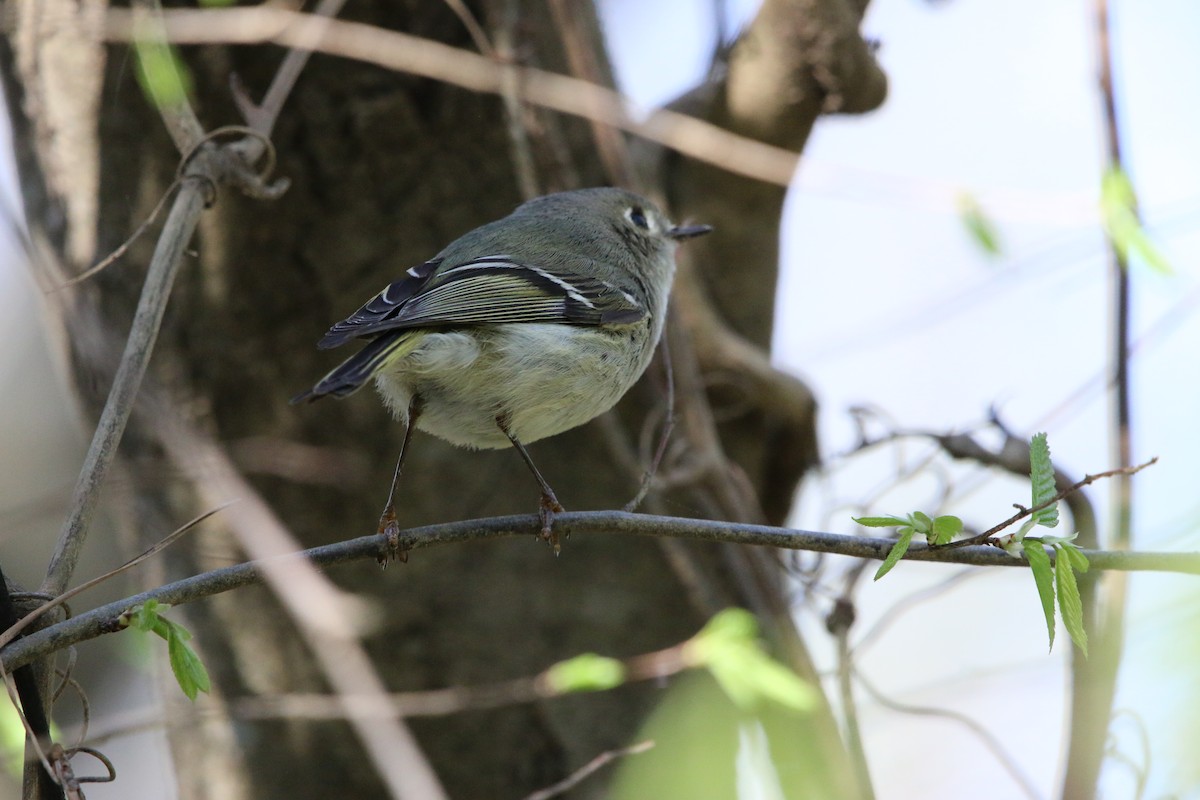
top-left (857, 432), bottom-right (1156, 655)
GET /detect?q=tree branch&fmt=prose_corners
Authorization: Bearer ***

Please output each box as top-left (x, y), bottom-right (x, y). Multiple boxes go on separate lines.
top-left (933, 457), bottom-right (1155, 551)
top-left (1062, 2), bottom-right (1141, 796)
top-left (39, 178), bottom-right (207, 597)
top-left (102, 6), bottom-right (802, 186)
top-left (5, 512), bottom-right (1197, 672)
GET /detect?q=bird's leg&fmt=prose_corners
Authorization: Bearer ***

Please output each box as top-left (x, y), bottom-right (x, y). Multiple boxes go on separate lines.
top-left (498, 415), bottom-right (565, 555)
top-left (378, 399), bottom-right (422, 565)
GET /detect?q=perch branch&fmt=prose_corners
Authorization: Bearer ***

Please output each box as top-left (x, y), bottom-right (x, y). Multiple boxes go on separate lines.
top-left (5, 511), bottom-right (1197, 672)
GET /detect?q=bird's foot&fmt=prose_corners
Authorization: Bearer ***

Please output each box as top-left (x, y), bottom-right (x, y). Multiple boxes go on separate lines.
top-left (538, 491), bottom-right (567, 555)
top-left (376, 504), bottom-right (408, 566)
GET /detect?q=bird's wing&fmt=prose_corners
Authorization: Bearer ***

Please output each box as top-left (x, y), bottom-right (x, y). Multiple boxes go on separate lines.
top-left (317, 255), bottom-right (645, 349)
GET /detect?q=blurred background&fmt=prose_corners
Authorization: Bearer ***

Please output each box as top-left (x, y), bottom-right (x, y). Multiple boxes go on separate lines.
top-left (2, 0), bottom-right (1197, 797)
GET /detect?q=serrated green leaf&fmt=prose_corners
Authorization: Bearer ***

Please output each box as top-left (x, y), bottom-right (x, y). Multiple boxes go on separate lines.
top-left (1101, 168), bottom-right (1173, 275)
top-left (910, 511), bottom-right (933, 532)
top-left (166, 624), bottom-right (210, 701)
top-left (957, 193), bottom-right (1003, 257)
top-left (685, 609), bottom-right (815, 712)
top-left (1055, 547), bottom-right (1089, 657)
top-left (1029, 433), bottom-right (1059, 529)
top-left (1063, 543), bottom-right (1090, 573)
top-left (853, 516), bottom-right (909, 528)
top-left (874, 526), bottom-right (916, 581)
top-left (544, 653), bottom-right (627, 694)
top-left (1024, 540), bottom-right (1056, 651)
top-left (930, 515), bottom-right (963, 545)
top-left (134, 38), bottom-right (193, 111)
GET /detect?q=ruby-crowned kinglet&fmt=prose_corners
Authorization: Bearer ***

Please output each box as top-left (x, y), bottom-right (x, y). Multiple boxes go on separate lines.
top-left (294, 187), bottom-right (710, 555)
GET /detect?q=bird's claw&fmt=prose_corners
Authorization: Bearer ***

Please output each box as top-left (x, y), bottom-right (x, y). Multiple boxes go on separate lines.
top-left (377, 506), bottom-right (408, 566)
top-left (538, 492), bottom-right (566, 555)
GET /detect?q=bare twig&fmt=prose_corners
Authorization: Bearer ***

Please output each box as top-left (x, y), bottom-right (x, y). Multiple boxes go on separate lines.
top-left (1062, 2), bottom-right (1140, 796)
top-left (3, 511), bottom-right (1197, 673)
top-left (39, 178), bottom-right (208, 598)
top-left (232, 0), bottom-right (348, 136)
top-left (442, 0), bottom-right (494, 56)
top-left (235, 641), bottom-right (689, 722)
top-left (855, 670), bottom-right (1042, 800)
top-left (523, 741), bottom-right (655, 800)
top-left (1106, 710), bottom-right (1150, 799)
top-left (934, 457), bottom-right (1157, 551)
top-left (546, 0), bottom-right (634, 187)
top-left (233, 680), bottom-right (542, 721)
top-left (624, 324), bottom-right (675, 512)
top-left (827, 600), bottom-right (874, 800)
top-left (491, 0), bottom-right (540, 199)
top-left (102, 6), bottom-right (802, 186)
top-left (130, 0), bottom-right (205, 151)
top-left (1095, 0), bottom-right (1135, 549)
top-left (1, 505), bottom-right (228, 653)
top-left (50, 176), bottom-right (183, 290)
top-left (851, 568), bottom-right (980, 657)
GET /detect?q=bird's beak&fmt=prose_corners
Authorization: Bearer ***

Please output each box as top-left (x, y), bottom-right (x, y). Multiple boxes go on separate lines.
top-left (667, 223), bottom-right (713, 241)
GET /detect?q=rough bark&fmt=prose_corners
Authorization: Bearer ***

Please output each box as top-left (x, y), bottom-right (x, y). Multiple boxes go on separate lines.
top-left (3, 0), bottom-right (884, 797)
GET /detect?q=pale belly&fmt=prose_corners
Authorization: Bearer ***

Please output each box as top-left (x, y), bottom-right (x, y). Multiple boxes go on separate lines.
top-left (374, 322), bottom-right (656, 449)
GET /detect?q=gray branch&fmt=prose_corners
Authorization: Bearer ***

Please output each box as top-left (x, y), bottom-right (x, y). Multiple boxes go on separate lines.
top-left (40, 179), bottom-right (208, 597)
top-left (7, 511), bottom-right (1198, 670)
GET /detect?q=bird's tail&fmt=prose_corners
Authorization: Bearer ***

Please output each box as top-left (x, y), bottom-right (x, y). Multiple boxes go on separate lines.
top-left (291, 331), bottom-right (421, 403)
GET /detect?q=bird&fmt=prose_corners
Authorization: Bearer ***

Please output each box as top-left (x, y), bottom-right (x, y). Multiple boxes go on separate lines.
top-left (293, 187), bottom-right (711, 557)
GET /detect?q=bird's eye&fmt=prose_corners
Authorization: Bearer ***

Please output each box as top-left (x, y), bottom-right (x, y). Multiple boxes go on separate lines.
top-left (628, 207), bottom-right (650, 230)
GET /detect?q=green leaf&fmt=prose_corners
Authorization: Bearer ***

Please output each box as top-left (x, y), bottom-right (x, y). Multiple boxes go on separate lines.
top-left (910, 511), bottom-right (933, 533)
top-left (1063, 542), bottom-right (1090, 573)
top-left (685, 609), bottom-right (815, 712)
top-left (165, 622), bottom-right (211, 701)
top-left (930, 515), bottom-right (963, 545)
top-left (694, 608), bottom-right (759, 644)
top-left (124, 599), bottom-right (169, 632)
top-left (1101, 168), bottom-right (1173, 275)
top-left (874, 526), bottom-right (916, 581)
top-left (1024, 540), bottom-right (1056, 652)
top-left (125, 602), bottom-right (211, 700)
top-left (544, 653), bottom-right (627, 694)
top-left (1055, 546), bottom-right (1089, 657)
top-left (957, 193), bottom-right (1003, 257)
top-left (134, 38), bottom-right (193, 111)
top-left (853, 516), bottom-right (909, 528)
top-left (718, 651), bottom-right (817, 712)
top-left (1029, 433), bottom-right (1059, 528)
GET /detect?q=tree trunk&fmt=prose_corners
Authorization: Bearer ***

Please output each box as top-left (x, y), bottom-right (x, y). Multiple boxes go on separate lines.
top-left (2, 1), bottom-right (884, 797)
